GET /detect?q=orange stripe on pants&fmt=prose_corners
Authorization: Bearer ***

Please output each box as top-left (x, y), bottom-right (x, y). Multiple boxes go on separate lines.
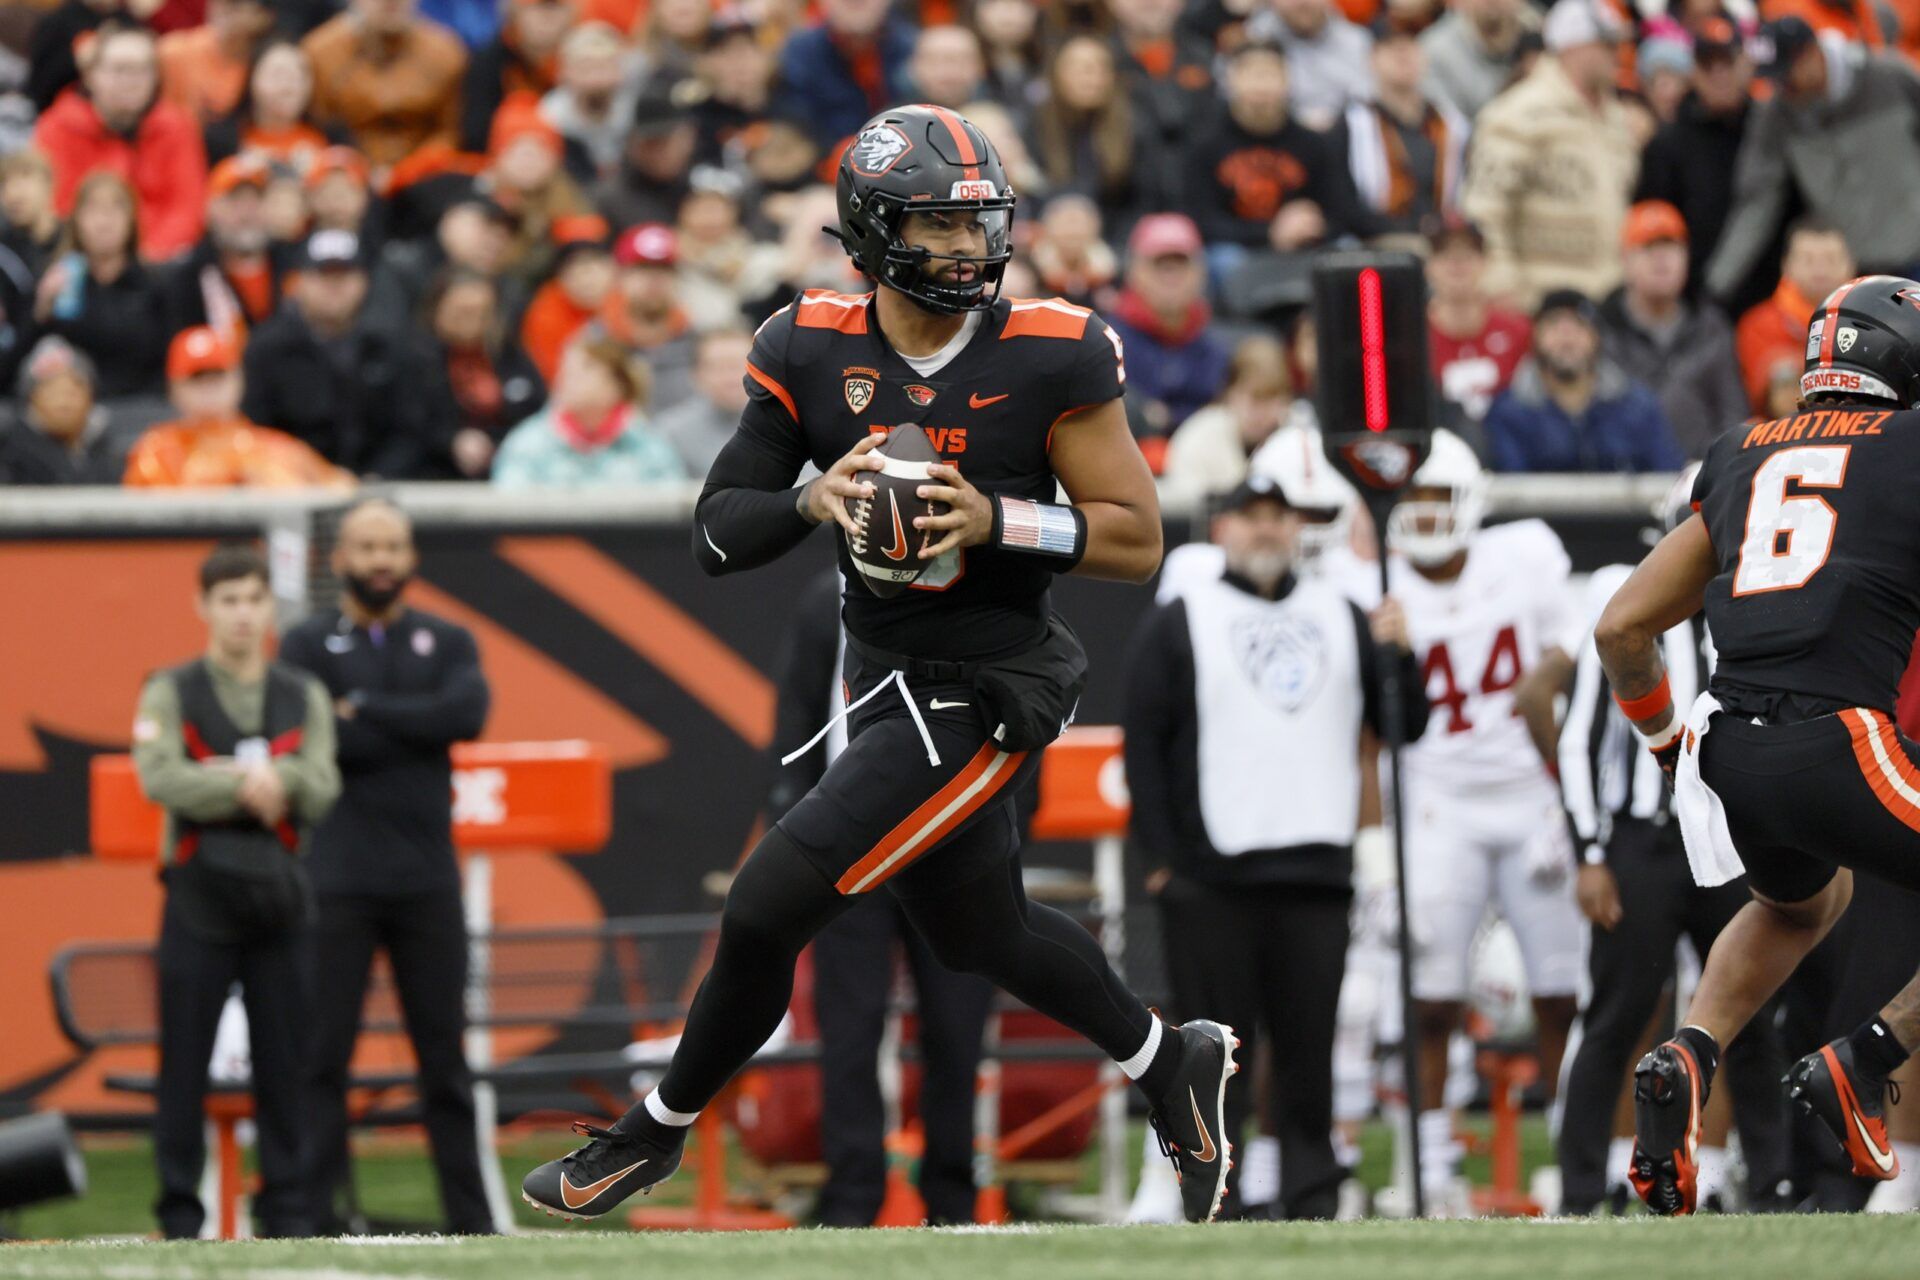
top-left (1841, 708), bottom-right (1920, 833)
top-left (835, 744), bottom-right (1026, 895)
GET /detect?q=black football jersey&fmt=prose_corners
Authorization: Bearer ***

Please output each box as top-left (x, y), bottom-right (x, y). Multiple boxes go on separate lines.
top-left (1693, 407), bottom-right (1920, 712)
top-left (736, 289), bottom-right (1127, 660)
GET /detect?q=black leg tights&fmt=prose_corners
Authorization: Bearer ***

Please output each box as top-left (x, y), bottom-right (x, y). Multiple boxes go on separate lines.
top-left (641, 827), bottom-right (855, 1118)
top-left (892, 840), bottom-right (1154, 1063)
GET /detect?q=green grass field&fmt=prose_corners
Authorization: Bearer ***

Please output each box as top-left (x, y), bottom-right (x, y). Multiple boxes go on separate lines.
top-left (8, 1217), bottom-right (1920, 1280)
top-left (4, 1116), bottom-right (1557, 1240)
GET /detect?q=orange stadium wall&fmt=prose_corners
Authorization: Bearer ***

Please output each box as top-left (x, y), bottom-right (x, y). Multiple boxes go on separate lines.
top-left (0, 513), bottom-right (1648, 1122)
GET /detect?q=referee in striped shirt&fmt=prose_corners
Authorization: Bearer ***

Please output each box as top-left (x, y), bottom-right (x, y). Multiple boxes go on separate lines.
top-left (1527, 475), bottom-right (1788, 1214)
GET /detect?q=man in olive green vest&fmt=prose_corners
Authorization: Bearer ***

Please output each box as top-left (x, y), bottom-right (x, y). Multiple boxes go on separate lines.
top-left (132, 543), bottom-right (340, 1239)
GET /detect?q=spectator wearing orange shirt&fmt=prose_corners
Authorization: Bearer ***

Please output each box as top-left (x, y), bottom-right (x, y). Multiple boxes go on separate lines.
top-left (163, 156), bottom-right (288, 337)
top-left (158, 0), bottom-right (278, 125)
top-left (34, 21), bottom-right (209, 261)
top-left (1734, 216), bottom-right (1855, 412)
top-left (521, 214), bottom-right (615, 380)
top-left (125, 327), bottom-right (351, 488)
top-left (205, 38), bottom-right (352, 175)
top-left (303, 0), bottom-right (469, 169)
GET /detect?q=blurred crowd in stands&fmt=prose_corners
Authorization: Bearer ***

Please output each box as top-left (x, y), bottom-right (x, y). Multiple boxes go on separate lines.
top-left (0, 0), bottom-right (1900, 490)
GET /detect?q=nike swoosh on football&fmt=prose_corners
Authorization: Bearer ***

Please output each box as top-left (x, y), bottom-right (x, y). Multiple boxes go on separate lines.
top-left (882, 490), bottom-right (910, 561)
top-left (969, 392), bottom-right (1009, 409)
top-left (1188, 1088), bottom-right (1218, 1163)
top-left (928, 698), bottom-right (970, 709)
top-left (558, 1158), bottom-right (647, 1209)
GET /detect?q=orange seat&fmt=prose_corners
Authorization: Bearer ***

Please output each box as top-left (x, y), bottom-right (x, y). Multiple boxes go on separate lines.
top-left (90, 740), bottom-right (612, 859)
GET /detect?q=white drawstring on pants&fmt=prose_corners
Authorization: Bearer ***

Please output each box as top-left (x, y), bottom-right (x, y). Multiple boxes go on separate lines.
top-left (780, 668), bottom-right (942, 768)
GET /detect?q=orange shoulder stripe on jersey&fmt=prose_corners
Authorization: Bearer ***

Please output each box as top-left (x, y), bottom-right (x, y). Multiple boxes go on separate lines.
top-left (794, 290), bottom-right (872, 334)
top-left (835, 744), bottom-right (1026, 894)
top-left (745, 360), bottom-right (799, 423)
top-left (1819, 280), bottom-right (1860, 368)
top-left (926, 103), bottom-right (980, 181)
top-left (1001, 298), bottom-right (1092, 341)
top-left (1841, 708), bottom-right (1920, 833)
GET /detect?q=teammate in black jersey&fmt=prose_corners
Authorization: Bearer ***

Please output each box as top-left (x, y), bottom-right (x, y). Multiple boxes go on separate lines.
top-left (522, 105), bottom-right (1241, 1226)
top-left (1594, 275), bottom-right (1920, 1214)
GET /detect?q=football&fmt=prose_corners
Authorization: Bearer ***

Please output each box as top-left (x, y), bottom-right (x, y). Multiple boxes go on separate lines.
top-left (845, 423), bottom-right (949, 598)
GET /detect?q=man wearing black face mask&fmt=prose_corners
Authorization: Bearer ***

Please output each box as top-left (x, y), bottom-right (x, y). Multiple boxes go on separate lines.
top-left (278, 496), bottom-right (496, 1235)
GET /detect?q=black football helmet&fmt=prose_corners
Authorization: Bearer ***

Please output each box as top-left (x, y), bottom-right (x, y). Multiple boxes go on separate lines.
top-left (833, 105), bottom-right (1016, 315)
top-left (1801, 275), bottom-right (1920, 408)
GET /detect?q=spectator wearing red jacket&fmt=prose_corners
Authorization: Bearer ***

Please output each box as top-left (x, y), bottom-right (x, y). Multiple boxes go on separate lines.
top-left (34, 21), bottom-right (209, 261)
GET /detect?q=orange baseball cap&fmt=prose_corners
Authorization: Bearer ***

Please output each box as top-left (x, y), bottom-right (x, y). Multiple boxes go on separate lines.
top-left (305, 145), bottom-right (370, 191)
top-left (1623, 200), bottom-right (1689, 249)
top-left (208, 154), bottom-right (271, 199)
top-left (168, 326), bottom-right (241, 381)
top-left (490, 93), bottom-right (563, 159)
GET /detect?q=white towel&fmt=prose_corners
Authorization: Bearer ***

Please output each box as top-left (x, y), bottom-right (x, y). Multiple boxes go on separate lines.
top-left (1674, 692), bottom-right (1746, 887)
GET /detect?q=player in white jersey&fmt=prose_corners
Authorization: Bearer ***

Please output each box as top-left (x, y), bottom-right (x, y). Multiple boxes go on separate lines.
top-left (1336, 430), bottom-right (1582, 1208)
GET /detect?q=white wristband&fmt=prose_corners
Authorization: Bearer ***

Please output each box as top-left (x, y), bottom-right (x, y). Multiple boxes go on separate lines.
top-left (1641, 718), bottom-right (1683, 751)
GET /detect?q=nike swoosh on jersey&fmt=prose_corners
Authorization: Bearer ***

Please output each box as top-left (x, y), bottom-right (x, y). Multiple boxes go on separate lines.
top-left (701, 524), bottom-right (728, 563)
top-left (882, 491), bottom-right (910, 561)
top-left (1188, 1088), bottom-right (1218, 1163)
top-left (928, 699), bottom-right (970, 710)
top-left (970, 392), bottom-right (1009, 409)
top-left (558, 1158), bottom-right (648, 1209)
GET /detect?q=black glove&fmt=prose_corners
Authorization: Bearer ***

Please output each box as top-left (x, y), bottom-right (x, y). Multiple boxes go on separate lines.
top-left (1651, 736), bottom-right (1682, 791)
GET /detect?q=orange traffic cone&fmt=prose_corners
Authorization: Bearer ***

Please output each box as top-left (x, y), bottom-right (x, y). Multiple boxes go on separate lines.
top-left (874, 1124), bottom-right (927, 1227)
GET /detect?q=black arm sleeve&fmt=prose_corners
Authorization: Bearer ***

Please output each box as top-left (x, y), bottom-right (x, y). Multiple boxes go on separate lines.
top-left (1351, 602), bottom-right (1430, 743)
top-left (692, 326), bottom-right (818, 575)
top-left (355, 626), bottom-right (491, 747)
top-left (1120, 600), bottom-right (1195, 874)
top-left (764, 570), bottom-right (844, 821)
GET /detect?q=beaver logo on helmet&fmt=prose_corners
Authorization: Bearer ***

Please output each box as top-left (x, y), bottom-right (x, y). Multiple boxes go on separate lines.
top-left (833, 104), bottom-right (1017, 316)
top-left (850, 123), bottom-right (912, 178)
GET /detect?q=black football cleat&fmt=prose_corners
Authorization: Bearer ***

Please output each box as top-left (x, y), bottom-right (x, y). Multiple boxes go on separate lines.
top-left (1786, 1037), bottom-right (1901, 1181)
top-left (1630, 1039), bottom-right (1706, 1216)
top-left (521, 1119), bottom-right (685, 1221)
top-left (1145, 1019), bottom-right (1240, 1224)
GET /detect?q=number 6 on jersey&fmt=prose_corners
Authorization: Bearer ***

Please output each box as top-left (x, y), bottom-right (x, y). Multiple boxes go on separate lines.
top-left (1732, 445), bottom-right (1850, 596)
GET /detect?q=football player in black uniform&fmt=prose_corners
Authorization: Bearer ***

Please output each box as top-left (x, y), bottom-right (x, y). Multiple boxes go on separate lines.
top-left (1593, 275), bottom-right (1920, 1214)
top-left (522, 105), bottom-right (1241, 1226)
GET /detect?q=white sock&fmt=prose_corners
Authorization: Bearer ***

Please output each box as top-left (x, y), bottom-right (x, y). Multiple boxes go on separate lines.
top-left (1417, 1109), bottom-right (1456, 1185)
top-left (1896, 1142), bottom-right (1920, 1180)
top-left (1117, 1016), bottom-right (1165, 1082)
top-left (1695, 1145), bottom-right (1728, 1203)
top-left (645, 1090), bottom-right (698, 1127)
top-left (1606, 1137), bottom-right (1634, 1190)
top-left (1240, 1134), bottom-right (1280, 1206)
top-left (1332, 1129), bottom-right (1362, 1171)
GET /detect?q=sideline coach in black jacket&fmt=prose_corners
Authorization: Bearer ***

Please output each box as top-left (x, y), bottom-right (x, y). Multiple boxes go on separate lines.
top-left (1123, 476), bottom-right (1426, 1220)
top-left (280, 497), bottom-right (495, 1235)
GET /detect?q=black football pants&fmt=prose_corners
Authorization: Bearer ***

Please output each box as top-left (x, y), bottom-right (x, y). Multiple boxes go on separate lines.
top-left (1556, 818), bottom-right (1789, 1213)
top-left (154, 893), bottom-right (309, 1239)
top-left (1152, 876), bottom-right (1350, 1220)
top-left (811, 893), bottom-right (993, 1226)
top-left (635, 648), bottom-right (1155, 1138)
top-left (302, 887), bottom-right (493, 1234)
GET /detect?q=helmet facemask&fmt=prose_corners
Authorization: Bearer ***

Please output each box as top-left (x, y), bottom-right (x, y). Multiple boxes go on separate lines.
top-left (853, 192), bottom-right (1015, 315)
top-left (1387, 481), bottom-right (1486, 567)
